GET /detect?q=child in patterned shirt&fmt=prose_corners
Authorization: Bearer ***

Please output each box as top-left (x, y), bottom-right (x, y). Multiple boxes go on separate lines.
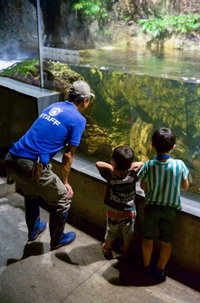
top-left (96, 146), bottom-right (142, 259)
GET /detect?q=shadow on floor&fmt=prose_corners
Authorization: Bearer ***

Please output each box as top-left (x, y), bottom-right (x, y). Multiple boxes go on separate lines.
top-left (66, 213), bottom-right (200, 291)
top-left (55, 242), bottom-right (105, 266)
top-left (6, 242), bottom-right (48, 266)
top-left (167, 259), bottom-right (200, 292)
top-left (22, 198), bottom-right (200, 291)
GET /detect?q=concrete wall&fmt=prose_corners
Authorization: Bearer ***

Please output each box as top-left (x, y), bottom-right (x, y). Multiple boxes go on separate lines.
top-left (51, 159), bottom-right (200, 276)
top-left (172, 212), bottom-right (200, 273)
top-left (0, 77), bottom-right (62, 150)
top-left (0, 85), bottom-right (37, 149)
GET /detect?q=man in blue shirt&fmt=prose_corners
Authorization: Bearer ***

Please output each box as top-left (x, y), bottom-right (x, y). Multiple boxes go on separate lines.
top-left (5, 80), bottom-right (95, 250)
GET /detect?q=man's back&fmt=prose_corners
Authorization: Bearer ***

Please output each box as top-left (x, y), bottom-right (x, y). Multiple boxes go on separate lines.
top-left (9, 101), bottom-right (86, 164)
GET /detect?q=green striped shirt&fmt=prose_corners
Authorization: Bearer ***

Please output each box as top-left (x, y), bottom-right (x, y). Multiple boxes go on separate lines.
top-left (137, 159), bottom-right (189, 210)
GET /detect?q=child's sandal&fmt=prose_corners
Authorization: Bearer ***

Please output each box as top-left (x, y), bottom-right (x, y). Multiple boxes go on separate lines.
top-left (102, 244), bottom-right (113, 260)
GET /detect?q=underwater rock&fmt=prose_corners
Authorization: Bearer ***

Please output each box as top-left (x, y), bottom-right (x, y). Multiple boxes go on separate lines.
top-left (129, 118), bottom-right (154, 162)
top-left (80, 122), bottom-right (112, 161)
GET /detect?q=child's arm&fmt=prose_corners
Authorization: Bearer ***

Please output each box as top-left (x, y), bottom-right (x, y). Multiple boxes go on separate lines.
top-left (181, 178), bottom-right (189, 190)
top-left (140, 180), bottom-right (147, 192)
top-left (96, 161), bottom-right (114, 181)
top-left (96, 161), bottom-right (113, 172)
top-left (131, 161), bottom-right (143, 171)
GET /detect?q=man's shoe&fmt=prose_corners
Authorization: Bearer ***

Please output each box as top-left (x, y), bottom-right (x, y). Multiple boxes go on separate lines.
top-left (50, 231), bottom-right (76, 251)
top-left (28, 221), bottom-right (46, 241)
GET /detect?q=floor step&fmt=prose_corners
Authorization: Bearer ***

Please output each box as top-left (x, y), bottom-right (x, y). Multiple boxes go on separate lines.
top-left (0, 177), bottom-right (15, 198)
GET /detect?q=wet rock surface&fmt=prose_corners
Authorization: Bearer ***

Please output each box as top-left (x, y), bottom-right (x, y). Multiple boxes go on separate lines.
top-left (1, 0), bottom-right (200, 53)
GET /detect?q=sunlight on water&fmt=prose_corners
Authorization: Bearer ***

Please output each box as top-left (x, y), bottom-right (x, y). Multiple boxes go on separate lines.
top-left (1, 46), bottom-right (200, 83)
top-left (78, 47), bottom-right (200, 83)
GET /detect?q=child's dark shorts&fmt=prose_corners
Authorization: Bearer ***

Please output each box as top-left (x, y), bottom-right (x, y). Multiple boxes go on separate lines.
top-left (142, 205), bottom-right (177, 242)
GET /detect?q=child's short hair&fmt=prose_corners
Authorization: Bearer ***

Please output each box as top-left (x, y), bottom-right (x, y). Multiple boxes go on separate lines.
top-left (152, 127), bottom-right (176, 153)
top-left (112, 146), bottom-right (134, 170)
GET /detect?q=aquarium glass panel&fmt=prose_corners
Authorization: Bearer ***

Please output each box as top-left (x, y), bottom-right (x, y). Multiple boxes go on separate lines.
top-left (69, 66), bottom-right (200, 196)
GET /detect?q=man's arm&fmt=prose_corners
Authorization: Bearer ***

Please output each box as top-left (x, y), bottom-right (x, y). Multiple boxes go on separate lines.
top-left (61, 144), bottom-right (77, 198)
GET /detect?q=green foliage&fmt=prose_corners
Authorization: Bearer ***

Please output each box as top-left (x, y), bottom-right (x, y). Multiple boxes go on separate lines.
top-left (72, 0), bottom-right (108, 21)
top-left (104, 29), bottom-right (109, 35)
top-left (138, 14), bottom-right (200, 38)
top-left (0, 60), bottom-right (39, 76)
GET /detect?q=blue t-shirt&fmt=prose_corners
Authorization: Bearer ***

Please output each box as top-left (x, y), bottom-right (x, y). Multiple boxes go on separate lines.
top-left (9, 101), bottom-right (86, 164)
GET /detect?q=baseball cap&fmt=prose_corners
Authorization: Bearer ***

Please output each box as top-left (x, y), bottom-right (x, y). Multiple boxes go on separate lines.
top-left (69, 80), bottom-right (95, 98)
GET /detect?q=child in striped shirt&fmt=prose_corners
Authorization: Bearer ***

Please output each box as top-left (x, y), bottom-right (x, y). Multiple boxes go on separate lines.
top-left (137, 127), bottom-right (189, 282)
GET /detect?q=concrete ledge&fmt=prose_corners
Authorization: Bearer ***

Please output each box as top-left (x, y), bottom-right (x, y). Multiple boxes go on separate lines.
top-left (0, 77), bottom-right (62, 115)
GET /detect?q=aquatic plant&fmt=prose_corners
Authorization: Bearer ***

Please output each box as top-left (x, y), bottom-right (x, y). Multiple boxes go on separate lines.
top-left (0, 60), bottom-right (39, 77)
top-left (138, 14), bottom-right (200, 38)
top-left (0, 59), bottom-right (83, 96)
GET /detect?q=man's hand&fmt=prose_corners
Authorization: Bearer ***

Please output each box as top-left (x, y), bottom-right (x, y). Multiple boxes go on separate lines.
top-left (64, 182), bottom-right (74, 199)
top-left (61, 145), bottom-right (77, 199)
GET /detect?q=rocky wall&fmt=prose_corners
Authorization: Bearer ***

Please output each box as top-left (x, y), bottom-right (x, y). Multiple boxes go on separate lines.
top-left (1, 0), bottom-right (200, 53)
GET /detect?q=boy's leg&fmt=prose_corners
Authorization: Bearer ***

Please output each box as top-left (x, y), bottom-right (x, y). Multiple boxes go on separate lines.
top-left (121, 209), bottom-right (136, 256)
top-left (102, 208), bottom-right (120, 259)
top-left (155, 241), bottom-right (172, 282)
top-left (121, 238), bottom-right (133, 253)
top-left (103, 239), bottom-right (112, 250)
top-left (142, 237), bottom-right (154, 267)
top-left (155, 206), bottom-right (177, 281)
top-left (102, 239), bottom-right (113, 260)
top-left (157, 241), bottom-right (172, 270)
top-left (141, 205), bottom-right (159, 268)
top-left (104, 207), bottom-right (121, 248)
top-left (158, 206), bottom-right (177, 270)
